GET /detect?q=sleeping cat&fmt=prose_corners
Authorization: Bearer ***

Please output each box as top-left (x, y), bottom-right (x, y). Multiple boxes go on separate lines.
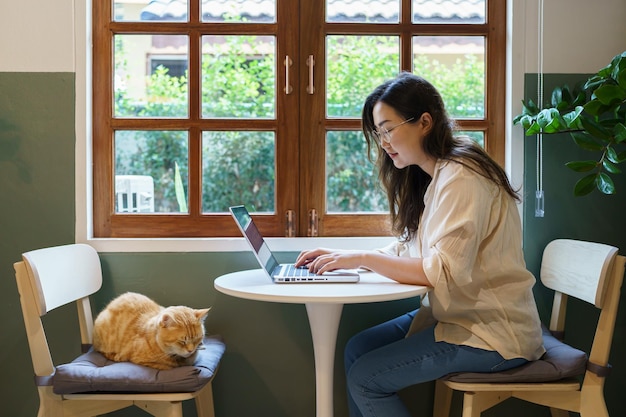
top-left (93, 292), bottom-right (210, 370)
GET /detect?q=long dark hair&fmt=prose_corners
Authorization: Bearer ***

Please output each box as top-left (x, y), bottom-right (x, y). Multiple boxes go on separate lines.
top-left (362, 72), bottom-right (519, 242)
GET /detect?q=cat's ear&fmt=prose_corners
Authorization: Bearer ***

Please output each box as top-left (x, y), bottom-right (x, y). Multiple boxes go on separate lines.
top-left (160, 313), bottom-right (174, 328)
top-left (195, 308), bottom-right (211, 321)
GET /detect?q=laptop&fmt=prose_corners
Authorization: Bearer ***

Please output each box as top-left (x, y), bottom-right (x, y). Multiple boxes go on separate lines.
top-left (229, 205), bottom-right (360, 283)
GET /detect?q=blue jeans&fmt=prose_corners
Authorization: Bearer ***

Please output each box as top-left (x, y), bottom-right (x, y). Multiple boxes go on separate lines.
top-left (344, 310), bottom-right (528, 417)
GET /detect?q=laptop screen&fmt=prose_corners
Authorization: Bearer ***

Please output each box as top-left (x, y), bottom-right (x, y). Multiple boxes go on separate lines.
top-left (230, 206), bottom-right (280, 275)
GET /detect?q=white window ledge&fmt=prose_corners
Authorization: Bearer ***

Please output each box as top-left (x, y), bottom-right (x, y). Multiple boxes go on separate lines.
top-left (83, 236), bottom-right (396, 253)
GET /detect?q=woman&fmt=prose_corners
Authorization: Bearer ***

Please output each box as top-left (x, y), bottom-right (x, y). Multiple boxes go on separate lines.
top-left (295, 72), bottom-right (544, 417)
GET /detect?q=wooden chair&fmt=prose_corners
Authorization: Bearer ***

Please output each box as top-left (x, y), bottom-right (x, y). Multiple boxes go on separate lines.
top-left (14, 243), bottom-right (225, 417)
top-left (433, 239), bottom-right (626, 417)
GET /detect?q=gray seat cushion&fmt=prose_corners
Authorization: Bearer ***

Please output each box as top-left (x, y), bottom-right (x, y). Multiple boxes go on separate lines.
top-left (443, 327), bottom-right (587, 383)
top-left (52, 335), bottom-right (225, 394)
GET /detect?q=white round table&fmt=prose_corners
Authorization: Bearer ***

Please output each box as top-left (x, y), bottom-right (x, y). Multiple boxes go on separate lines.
top-left (214, 268), bottom-right (427, 417)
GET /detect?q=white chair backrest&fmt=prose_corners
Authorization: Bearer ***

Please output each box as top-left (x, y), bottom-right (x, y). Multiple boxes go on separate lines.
top-left (540, 239), bottom-right (618, 308)
top-left (22, 243), bottom-right (102, 316)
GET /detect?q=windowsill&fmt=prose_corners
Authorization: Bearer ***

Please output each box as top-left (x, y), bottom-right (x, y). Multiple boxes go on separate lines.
top-left (83, 236), bottom-right (396, 253)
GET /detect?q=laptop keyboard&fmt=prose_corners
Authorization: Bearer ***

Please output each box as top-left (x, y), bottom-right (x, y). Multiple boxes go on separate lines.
top-left (282, 264), bottom-right (317, 278)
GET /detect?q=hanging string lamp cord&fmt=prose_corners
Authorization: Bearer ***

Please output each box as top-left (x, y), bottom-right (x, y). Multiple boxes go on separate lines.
top-left (535, 0), bottom-right (545, 217)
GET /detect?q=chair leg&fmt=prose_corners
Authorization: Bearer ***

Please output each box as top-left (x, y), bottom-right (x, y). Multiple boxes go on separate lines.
top-left (579, 378), bottom-right (609, 417)
top-left (462, 391), bottom-right (512, 417)
top-left (549, 408), bottom-right (570, 417)
top-left (38, 387), bottom-right (65, 417)
top-left (133, 400), bottom-right (183, 417)
top-left (433, 380), bottom-right (453, 417)
top-left (579, 397), bottom-right (608, 417)
top-left (195, 382), bottom-right (216, 417)
top-left (462, 392), bottom-right (483, 417)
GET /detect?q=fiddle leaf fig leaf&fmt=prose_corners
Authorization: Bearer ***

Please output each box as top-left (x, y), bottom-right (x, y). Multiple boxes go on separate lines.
top-left (596, 173), bottom-right (616, 194)
top-left (574, 173), bottom-right (597, 196)
top-left (602, 159), bottom-right (621, 174)
top-left (514, 101), bottom-right (539, 126)
top-left (584, 74), bottom-right (606, 90)
top-left (611, 53), bottom-right (626, 81)
top-left (594, 84), bottom-right (626, 105)
top-left (598, 62), bottom-right (614, 79)
top-left (518, 99), bottom-right (539, 116)
top-left (525, 122), bottom-right (541, 136)
top-left (561, 85), bottom-right (573, 103)
top-left (580, 114), bottom-right (611, 140)
top-left (571, 132), bottom-right (603, 151)
top-left (566, 160), bottom-right (597, 172)
top-left (514, 114), bottom-right (534, 130)
top-left (614, 123), bottom-right (626, 143)
top-left (572, 90), bottom-right (588, 107)
top-left (618, 66), bottom-right (626, 88)
top-left (551, 86), bottom-right (562, 106)
top-left (584, 99), bottom-right (605, 117)
top-left (606, 146), bottom-right (620, 163)
top-left (562, 106), bottom-right (583, 128)
top-left (536, 108), bottom-right (564, 133)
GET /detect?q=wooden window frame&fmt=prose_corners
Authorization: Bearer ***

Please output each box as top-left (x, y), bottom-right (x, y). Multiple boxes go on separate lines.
top-left (93, 0), bottom-right (505, 238)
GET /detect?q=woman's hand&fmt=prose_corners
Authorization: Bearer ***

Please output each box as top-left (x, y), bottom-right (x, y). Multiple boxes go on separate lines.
top-left (296, 247), bottom-right (431, 286)
top-left (295, 248), bottom-right (363, 274)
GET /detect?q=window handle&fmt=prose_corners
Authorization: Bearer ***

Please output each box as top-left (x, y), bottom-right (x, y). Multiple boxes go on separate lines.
top-left (306, 55), bottom-right (315, 94)
top-left (284, 55), bottom-right (293, 94)
top-left (285, 210), bottom-right (296, 237)
top-left (308, 208), bottom-right (318, 236)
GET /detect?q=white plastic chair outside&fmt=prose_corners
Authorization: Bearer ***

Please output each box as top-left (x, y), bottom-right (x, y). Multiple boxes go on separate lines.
top-left (115, 175), bottom-right (155, 213)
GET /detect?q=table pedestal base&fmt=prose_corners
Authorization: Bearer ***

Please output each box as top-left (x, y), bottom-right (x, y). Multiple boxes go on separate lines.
top-left (306, 303), bottom-right (344, 417)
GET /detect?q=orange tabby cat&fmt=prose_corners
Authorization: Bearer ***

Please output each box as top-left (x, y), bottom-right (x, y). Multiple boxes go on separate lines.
top-left (93, 292), bottom-right (210, 370)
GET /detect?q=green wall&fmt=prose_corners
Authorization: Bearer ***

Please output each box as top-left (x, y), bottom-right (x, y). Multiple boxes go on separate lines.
top-left (521, 74), bottom-right (626, 417)
top-left (1, 71), bottom-right (625, 417)
top-left (0, 72), bottom-right (76, 416)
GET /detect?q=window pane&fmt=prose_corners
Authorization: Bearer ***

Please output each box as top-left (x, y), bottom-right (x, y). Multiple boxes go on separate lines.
top-left (327, 0), bottom-right (399, 23)
top-left (115, 35), bottom-right (189, 118)
top-left (115, 131), bottom-right (189, 213)
top-left (327, 36), bottom-right (400, 118)
top-left (119, 0), bottom-right (280, 22)
top-left (412, 0), bottom-right (485, 24)
top-left (202, 0), bottom-right (276, 23)
top-left (413, 36), bottom-right (485, 118)
top-left (326, 131), bottom-right (387, 213)
top-left (457, 131), bottom-right (485, 148)
top-left (115, 0), bottom-right (189, 22)
top-left (202, 131), bottom-right (275, 213)
top-left (202, 36), bottom-right (276, 118)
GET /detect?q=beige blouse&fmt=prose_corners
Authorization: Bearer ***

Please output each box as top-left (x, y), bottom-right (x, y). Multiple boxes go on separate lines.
top-left (379, 159), bottom-right (545, 361)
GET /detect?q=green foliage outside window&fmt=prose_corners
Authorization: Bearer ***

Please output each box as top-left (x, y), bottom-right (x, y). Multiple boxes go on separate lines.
top-left (114, 36), bottom-right (484, 213)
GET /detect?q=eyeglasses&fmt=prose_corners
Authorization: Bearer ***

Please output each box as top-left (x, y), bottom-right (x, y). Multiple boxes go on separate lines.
top-left (373, 117), bottom-right (414, 145)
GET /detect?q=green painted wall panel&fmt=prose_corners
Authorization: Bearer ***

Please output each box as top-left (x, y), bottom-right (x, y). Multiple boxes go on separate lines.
top-left (0, 72), bottom-right (76, 417)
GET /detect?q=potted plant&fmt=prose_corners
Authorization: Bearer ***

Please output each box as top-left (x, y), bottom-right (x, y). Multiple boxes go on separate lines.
top-left (513, 51), bottom-right (626, 196)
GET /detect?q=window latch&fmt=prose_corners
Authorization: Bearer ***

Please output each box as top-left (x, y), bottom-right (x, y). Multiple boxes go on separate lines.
top-left (308, 209), bottom-right (318, 237)
top-left (285, 210), bottom-right (296, 237)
